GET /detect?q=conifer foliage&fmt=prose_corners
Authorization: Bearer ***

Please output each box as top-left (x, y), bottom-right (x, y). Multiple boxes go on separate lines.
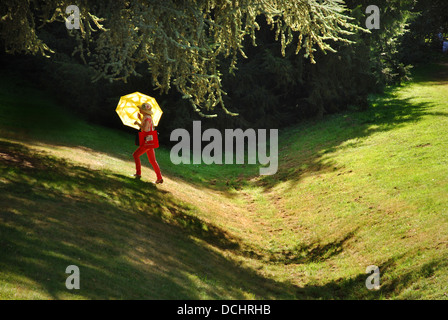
top-left (0, 0), bottom-right (360, 116)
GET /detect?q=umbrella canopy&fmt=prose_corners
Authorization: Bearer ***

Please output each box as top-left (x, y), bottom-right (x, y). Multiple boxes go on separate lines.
top-left (116, 92), bottom-right (163, 130)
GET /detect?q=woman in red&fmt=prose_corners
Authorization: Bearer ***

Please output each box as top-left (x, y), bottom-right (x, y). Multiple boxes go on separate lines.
top-left (133, 103), bottom-right (163, 184)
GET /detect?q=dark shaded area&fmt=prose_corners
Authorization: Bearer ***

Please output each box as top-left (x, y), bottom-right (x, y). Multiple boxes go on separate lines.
top-left (3, 0), bottom-right (442, 139)
top-left (1, 57), bottom-right (447, 200)
top-left (1, 1), bottom-right (447, 300)
top-left (265, 230), bottom-right (358, 265)
top-left (236, 229), bottom-right (358, 267)
top-left (1, 138), bottom-right (445, 299)
top-left (255, 80), bottom-right (446, 192)
top-left (148, 59), bottom-right (448, 195)
top-left (296, 254), bottom-right (448, 299)
top-left (0, 140), bottom-right (299, 299)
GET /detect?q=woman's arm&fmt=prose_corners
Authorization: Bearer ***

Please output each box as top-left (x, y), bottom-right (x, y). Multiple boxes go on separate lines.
top-left (133, 112), bottom-right (144, 129)
top-left (134, 120), bottom-right (143, 129)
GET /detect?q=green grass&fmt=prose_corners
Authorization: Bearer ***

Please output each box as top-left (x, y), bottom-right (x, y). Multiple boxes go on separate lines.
top-left (1, 57), bottom-right (448, 299)
top-left (0, 72), bottom-right (294, 299)
top-left (239, 58), bottom-right (448, 299)
top-left (0, 138), bottom-right (299, 299)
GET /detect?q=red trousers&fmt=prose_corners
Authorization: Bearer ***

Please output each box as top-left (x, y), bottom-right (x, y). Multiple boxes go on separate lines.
top-left (133, 146), bottom-right (162, 179)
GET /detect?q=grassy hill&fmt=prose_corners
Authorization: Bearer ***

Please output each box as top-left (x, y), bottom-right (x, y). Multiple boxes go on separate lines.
top-left (1, 57), bottom-right (448, 299)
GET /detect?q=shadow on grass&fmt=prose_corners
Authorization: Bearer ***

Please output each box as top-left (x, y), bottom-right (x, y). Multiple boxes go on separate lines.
top-left (255, 87), bottom-right (446, 192)
top-left (2, 140), bottom-right (440, 299)
top-left (410, 59), bottom-right (448, 85)
top-left (0, 140), bottom-right (298, 299)
top-left (264, 229), bottom-right (358, 265)
top-left (165, 59), bottom-right (448, 194)
top-left (0, 71), bottom-right (249, 198)
top-left (296, 254), bottom-right (448, 300)
top-left (2, 60), bottom-right (448, 197)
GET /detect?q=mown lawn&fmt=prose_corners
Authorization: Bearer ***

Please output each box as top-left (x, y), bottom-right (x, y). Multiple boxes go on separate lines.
top-left (234, 58), bottom-right (448, 299)
top-left (1, 57), bottom-right (448, 299)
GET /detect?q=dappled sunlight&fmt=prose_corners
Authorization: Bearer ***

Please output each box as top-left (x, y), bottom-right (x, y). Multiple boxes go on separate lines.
top-left (27, 141), bottom-right (133, 172)
top-left (0, 139), bottom-right (301, 299)
top-left (254, 80), bottom-right (444, 193)
top-left (2, 57), bottom-right (448, 299)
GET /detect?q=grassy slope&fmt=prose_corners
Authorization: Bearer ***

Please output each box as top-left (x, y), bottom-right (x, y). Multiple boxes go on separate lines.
top-left (0, 72), bottom-right (293, 299)
top-left (243, 58), bottom-right (448, 299)
top-left (1, 57), bottom-right (448, 299)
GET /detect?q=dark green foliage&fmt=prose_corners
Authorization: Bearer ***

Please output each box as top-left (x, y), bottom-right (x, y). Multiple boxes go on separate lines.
top-left (398, 0), bottom-right (448, 64)
top-left (1, 0), bottom-right (446, 134)
top-left (0, 0), bottom-right (362, 117)
top-left (346, 1), bottom-right (416, 88)
top-left (220, 17), bottom-right (374, 128)
top-left (216, 1), bottom-right (426, 128)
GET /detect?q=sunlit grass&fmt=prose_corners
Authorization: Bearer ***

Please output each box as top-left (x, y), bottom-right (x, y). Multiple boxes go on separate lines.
top-left (1, 57), bottom-right (448, 299)
top-left (236, 59), bottom-right (448, 299)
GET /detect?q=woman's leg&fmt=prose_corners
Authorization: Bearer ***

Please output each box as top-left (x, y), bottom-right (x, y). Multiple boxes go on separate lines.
top-left (146, 148), bottom-right (163, 180)
top-left (133, 146), bottom-right (147, 176)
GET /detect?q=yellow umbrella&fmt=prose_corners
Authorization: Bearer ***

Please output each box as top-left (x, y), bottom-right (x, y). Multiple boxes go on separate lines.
top-left (116, 92), bottom-right (163, 130)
